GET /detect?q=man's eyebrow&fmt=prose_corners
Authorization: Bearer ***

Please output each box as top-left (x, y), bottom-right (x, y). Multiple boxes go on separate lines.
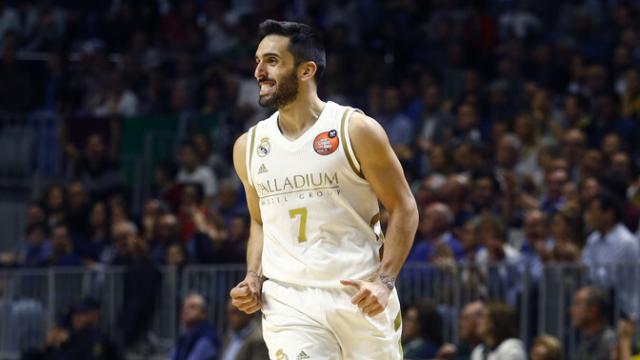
top-left (256, 52), bottom-right (280, 59)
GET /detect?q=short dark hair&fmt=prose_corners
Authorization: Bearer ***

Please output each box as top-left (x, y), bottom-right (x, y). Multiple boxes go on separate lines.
top-left (411, 300), bottom-right (444, 346)
top-left (258, 19), bottom-right (326, 82)
top-left (591, 191), bottom-right (624, 223)
top-left (584, 286), bottom-right (611, 320)
top-left (485, 301), bottom-right (518, 345)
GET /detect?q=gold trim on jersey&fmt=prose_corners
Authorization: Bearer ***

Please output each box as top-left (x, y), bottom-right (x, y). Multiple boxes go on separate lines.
top-left (340, 108), bottom-right (365, 179)
top-left (248, 126), bottom-right (257, 179)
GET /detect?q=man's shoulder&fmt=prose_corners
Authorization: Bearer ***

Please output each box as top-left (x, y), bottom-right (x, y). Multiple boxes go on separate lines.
top-left (614, 224), bottom-right (637, 242)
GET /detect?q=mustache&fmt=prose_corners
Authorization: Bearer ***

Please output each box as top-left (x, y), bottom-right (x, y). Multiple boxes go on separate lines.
top-left (258, 78), bottom-right (275, 83)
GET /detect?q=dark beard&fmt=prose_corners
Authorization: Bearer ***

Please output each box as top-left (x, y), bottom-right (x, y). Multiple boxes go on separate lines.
top-left (259, 70), bottom-right (299, 108)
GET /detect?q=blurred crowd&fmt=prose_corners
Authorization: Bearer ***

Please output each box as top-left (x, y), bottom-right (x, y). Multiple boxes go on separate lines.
top-left (0, 0), bottom-right (640, 358)
top-left (402, 287), bottom-right (639, 360)
top-left (0, 0), bottom-right (638, 276)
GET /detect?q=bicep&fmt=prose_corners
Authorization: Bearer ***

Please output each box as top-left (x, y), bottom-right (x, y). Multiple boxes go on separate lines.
top-left (349, 114), bottom-right (414, 211)
top-left (233, 133), bottom-right (262, 224)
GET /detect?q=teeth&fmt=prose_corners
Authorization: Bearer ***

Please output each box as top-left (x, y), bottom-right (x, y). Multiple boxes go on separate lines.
top-left (261, 84), bottom-right (273, 91)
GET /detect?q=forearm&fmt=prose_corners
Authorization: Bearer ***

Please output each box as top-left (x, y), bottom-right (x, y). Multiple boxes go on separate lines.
top-left (246, 220), bottom-right (264, 275)
top-left (377, 200), bottom-right (418, 280)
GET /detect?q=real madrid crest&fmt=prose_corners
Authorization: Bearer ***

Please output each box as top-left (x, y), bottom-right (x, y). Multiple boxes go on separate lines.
top-left (257, 137), bottom-right (271, 157)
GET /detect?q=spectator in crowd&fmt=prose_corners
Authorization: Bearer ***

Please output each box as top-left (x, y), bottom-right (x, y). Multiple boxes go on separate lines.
top-left (69, 133), bottom-right (124, 201)
top-left (402, 300), bottom-right (443, 360)
top-left (16, 222), bottom-right (51, 267)
top-left (42, 184), bottom-right (67, 227)
top-left (562, 129), bottom-right (587, 179)
top-left (549, 206), bottom-right (584, 262)
top-left (471, 301), bottom-right (526, 360)
top-left (530, 334), bottom-right (562, 360)
top-left (170, 293), bottom-right (219, 360)
top-left (219, 300), bottom-right (268, 360)
top-left (114, 221), bottom-right (161, 352)
top-left (91, 71), bottom-right (138, 118)
top-left (48, 223), bottom-right (82, 267)
top-left (582, 192), bottom-right (640, 265)
top-left (152, 161), bottom-right (182, 210)
top-left (437, 300), bottom-right (484, 360)
top-left (475, 214), bottom-right (520, 265)
top-left (374, 85), bottom-right (414, 155)
top-left (416, 83), bottom-right (454, 153)
top-left (540, 168), bottom-right (569, 216)
top-left (23, 297), bottom-right (121, 360)
top-left (570, 286), bottom-right (617, 359)
top-left (149, 213), bottom-right (181, 266)
top-left (468, 170), bottom-right (501, 215)
top-left (408, 202), bottom-right (463, 263)
top-left (177, 141), bottom-right (218, 206)
top-left (166, 242), bottom-right (188, 268)
top-left (519, 209), bottom-right (552, 277)
top-left (65, 181), bottom-right (90, 239)
top-left (64, 298), bottom-right (121, 360)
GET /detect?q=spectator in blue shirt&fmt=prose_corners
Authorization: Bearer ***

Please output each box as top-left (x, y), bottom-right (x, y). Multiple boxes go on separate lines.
top-left (219, 300), bottom-right (268, 360)
top-left (48, 223), bottom-right (83, 267)
top-left (519, 209), bottom-right (553, 279)
top-left (171, 293), bottom-right (219, 360)
top-left (582, 192), bottom-right (640, 265)
top-left (18, 222), bottom-right (52, 267)
top-left (408, 202), bottom-right (464, 263)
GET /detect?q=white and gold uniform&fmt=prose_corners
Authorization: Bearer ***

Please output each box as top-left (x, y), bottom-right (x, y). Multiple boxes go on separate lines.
top-left (246, 101), bottom-right (402, 359)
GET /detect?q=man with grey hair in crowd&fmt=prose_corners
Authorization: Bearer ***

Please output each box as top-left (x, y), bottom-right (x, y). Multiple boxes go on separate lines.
top-left (170, 293), bottom-right (220, 360)
top-left (570, 286), bottom-right (617, 359)
top-left (437, 301), bottom-right (485, 359)
top-left (407, 202), bottom-right (464, 262)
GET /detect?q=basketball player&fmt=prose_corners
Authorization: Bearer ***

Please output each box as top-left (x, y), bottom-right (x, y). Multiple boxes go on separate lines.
top-left (229, 20), bottom-right (418, 359)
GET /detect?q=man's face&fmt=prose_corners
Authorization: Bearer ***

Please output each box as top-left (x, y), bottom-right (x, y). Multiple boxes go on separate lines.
top-left (86, 135), bottom-right (105, 160)
top-left (570, 289), bottom-right (591, 329)
top-left (472, 178), bottom-right (494, 206)
top-left (545, 170), bottom-right (567, 199)
top-left (524, 211), bottom-right (546, 242)
top-left (255, 35), bottom-right (300, 108)
top-left (181, 295), bottom-right (206, 327)
top-left (51, 227), bottom-right (69, 250)
top-left (474, 306), bottom-right (491, 340)
top-left (585, 199), bottom-right (607, 231)
top-left (180, 146), bottom-right (198, 169)
top-left (459, 302), bottom-right (482, 342)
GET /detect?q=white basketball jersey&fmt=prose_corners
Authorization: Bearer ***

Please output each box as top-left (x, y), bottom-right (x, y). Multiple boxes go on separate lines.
top-left (246, 101), bottom-right (383, 288)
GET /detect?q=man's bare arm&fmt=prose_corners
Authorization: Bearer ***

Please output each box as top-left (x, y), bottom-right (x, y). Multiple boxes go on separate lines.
top-left (340, 112), bottom-right (418, 316)
top-left (230, 132), bottom-right (264, 314)
top-left (350, 112), bottom-right (418, 281)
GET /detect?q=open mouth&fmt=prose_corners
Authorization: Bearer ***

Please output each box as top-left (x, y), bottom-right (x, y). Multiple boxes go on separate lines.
top-left (258, 80), bottom-right (276, 96)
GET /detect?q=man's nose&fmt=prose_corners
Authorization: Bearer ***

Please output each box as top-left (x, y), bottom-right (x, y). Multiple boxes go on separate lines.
top-left (255, 63), bottom-right (267, 80)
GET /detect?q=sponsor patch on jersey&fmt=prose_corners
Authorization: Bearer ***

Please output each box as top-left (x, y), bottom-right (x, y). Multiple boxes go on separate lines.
top-left (257, 137), bottom-right (271, 157)
top-left (313, 130), bottom-right (339, 155)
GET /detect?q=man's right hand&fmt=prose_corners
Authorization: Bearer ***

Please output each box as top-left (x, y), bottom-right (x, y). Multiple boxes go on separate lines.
top-left (229, 272), bottom-right (262, 314)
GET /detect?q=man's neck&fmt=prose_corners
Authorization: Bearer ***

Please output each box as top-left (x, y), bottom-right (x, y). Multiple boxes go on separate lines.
top-left (599, 222), bottom-right (616, 236)
top-left (277, 93), bottom-right (325, 139)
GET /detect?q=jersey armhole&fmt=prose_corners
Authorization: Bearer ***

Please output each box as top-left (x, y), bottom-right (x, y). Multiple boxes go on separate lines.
top-left (340, 107), bottom-right (366, 179)
top-left (245, 125), bottom-right (257, 187)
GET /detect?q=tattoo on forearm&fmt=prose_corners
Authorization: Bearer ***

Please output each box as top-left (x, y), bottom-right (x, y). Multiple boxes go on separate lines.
top-left (247, 271), bottom-right (261, 280)
top-left (378, 273), bottom-right (395, 290)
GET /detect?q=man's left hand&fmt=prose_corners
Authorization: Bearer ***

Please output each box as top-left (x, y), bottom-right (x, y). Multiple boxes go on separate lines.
top-left (340, 278), bottom-right (391, 317)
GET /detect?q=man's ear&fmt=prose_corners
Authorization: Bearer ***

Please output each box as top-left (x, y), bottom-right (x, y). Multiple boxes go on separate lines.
top-left (299, 61), bottom-right (317, 81)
